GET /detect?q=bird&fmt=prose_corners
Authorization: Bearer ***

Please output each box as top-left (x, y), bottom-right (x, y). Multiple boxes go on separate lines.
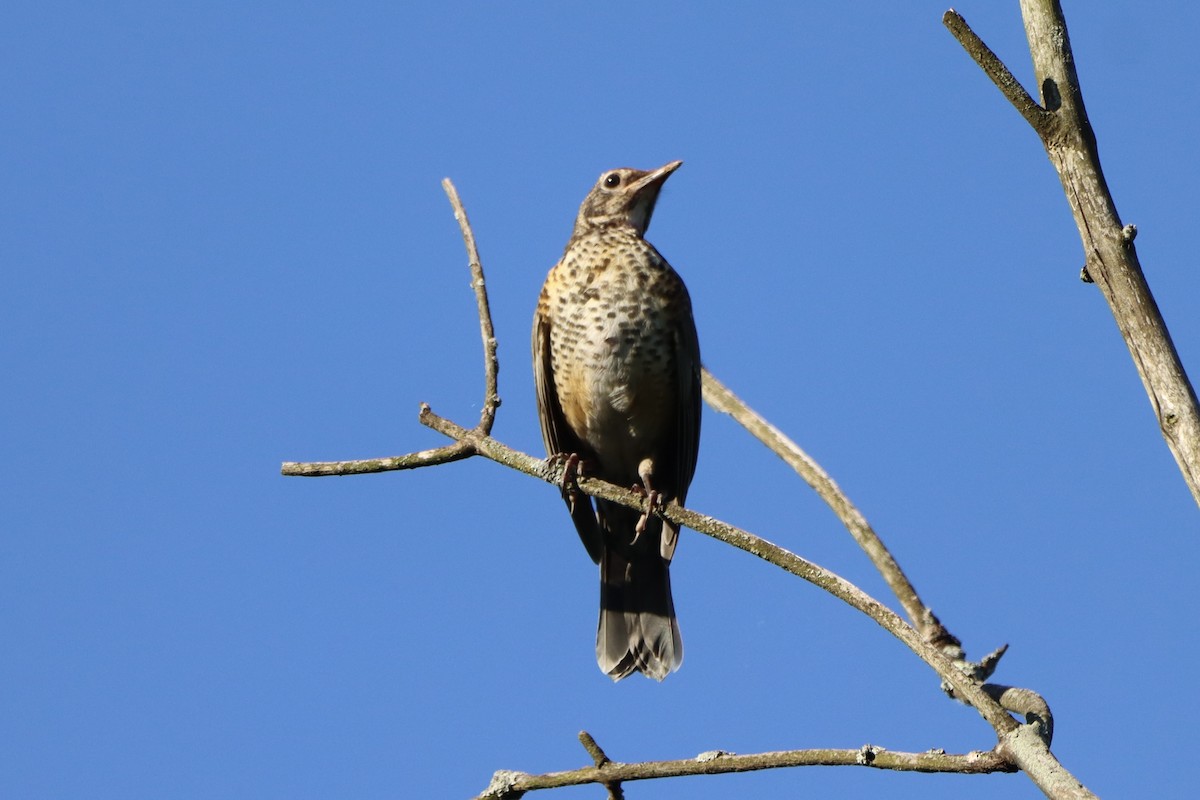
top-left (532, 160), bottom-right (701, 681)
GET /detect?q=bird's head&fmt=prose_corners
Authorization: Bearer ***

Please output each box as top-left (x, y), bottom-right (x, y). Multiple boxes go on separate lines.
top-left (572, 160), bottom-right (682, 239)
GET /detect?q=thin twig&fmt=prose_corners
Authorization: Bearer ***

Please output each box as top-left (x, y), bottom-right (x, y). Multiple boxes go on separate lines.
top-left (577, 732), bottom-right (623, 800)
top-left (280, 179), bottom-right (501, 477)
top-left (442, 178), bottom-right (501, 433)
top-left (281, 441), bottom-right (472, 476)
top-left (578, 732), bottom-right (611, 767)
top-left (474, 744), bottom-right (1016, 798)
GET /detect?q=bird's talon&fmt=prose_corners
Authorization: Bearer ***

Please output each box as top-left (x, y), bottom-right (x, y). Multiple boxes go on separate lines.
top-left (632, 489), bottom-right (662, 543)
top-left (554, 453), bottom-right (584, 509)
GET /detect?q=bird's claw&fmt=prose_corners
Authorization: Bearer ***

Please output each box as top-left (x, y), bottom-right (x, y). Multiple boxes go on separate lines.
top-left (550, 452), bottom-right (584, 511)
top-left (630, 458), bottom-right (661, 544)
top-left (631, 487), bottom-right (662, 544)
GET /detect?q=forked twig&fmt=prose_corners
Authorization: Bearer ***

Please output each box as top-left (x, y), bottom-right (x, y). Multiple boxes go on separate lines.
top-left (945, 2), bottom-right (1200, 508)
top-left (281, 179), bottom-right (498, 478)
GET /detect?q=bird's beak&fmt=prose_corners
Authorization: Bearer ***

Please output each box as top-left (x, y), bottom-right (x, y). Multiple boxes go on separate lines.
top-left (629, 160), bottom-right (683, 193)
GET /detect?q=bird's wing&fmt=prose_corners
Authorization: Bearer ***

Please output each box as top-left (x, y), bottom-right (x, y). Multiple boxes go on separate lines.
top-left (660, 284), bottom-right (702, 562)
top-left (533, 299), bottom-right (605, 564)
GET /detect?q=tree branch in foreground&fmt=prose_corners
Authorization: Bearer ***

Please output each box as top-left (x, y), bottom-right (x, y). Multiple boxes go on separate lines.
top-left (944, 3), bottom-right (1200, 508)
top-left (474, 730), bottom-right (1016, 800)
top-left (417, 407), bottom-right (1006, 721)
top-left (415, 406), bottom-right (1090, 798)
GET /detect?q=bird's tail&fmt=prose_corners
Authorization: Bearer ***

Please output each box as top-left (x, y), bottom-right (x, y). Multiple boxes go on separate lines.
top-left (597, 546), bottom-right (682, 681)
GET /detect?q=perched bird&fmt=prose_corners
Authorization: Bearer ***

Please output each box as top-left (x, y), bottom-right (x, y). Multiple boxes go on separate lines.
top-left (532, 161), bottom-right (701, 681)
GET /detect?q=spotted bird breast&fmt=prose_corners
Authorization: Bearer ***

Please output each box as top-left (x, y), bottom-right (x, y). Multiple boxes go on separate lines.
top-left (546, 232), bottom-right (683, 480)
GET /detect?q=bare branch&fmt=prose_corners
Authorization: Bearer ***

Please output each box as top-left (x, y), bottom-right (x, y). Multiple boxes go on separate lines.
top-left (946, 2), bottom-right (1200, 507)
top-left (442, 178), bottom-right (501, 433)
top-left (418, 404), bottom-right (1017, 735)
top-left (576, 732), bottom-right (624, 800)
top-left (702, 369), bottom-right (961, 653)
top-left (281, 441), bottom-right (472, 476)
top-left (474, 742), bottom-right (1016, 798)
top-left (280, 179), bottom-right (501, 478)
top-left (984, 685), bottom-right (1053, 743)
top-left (943, 9), bottom-right (1049, 132)
top-left (999, 725), bottom-right (1094, 800)
top-left (701, 374), bottom-right (1064, 762)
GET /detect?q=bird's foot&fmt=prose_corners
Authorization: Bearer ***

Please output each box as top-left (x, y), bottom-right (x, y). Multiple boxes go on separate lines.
top-left (630, 485), bottom-right (663, 543)
top-left (549, 452), bottom-right (584, 511)
top-left (630, 457), bottom-right (661, 543)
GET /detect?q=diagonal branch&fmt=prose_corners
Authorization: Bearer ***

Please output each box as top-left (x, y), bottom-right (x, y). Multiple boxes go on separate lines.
top-left (945, 2), bottom-right (1200, 508)
top-left (702, 370), bottom-right (961, 653)
top-left (702, 372), bottom-right (1025, 714)
top-left (942, 10), bottom-right (1049, 132)
top-left (419, 404), bottom-right (1016, 734)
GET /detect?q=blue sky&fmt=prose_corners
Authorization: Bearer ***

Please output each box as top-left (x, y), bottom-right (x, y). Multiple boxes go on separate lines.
top-left (4, 2), bottom-right (1198, 798)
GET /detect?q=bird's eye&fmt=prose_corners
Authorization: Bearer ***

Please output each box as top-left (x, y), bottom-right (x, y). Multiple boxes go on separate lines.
top-left (603, 173), bottom-right (621, 188)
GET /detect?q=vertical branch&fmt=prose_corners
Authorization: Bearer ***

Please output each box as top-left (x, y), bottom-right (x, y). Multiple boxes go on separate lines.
top-left (945, 4), bottom-right (1200, 508)
top-left (442, 178), bottom-right (501, 434)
